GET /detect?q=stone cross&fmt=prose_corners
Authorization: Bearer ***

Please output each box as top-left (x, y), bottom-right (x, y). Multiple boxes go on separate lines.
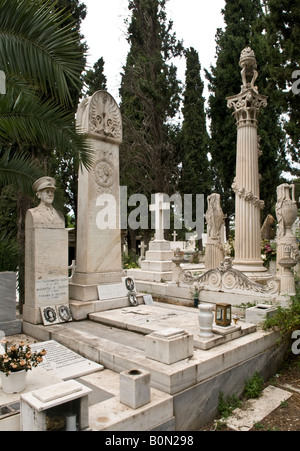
top-left (172, 231), bottom-right (178, 242)
top-left (149, 193), bottom-right (170, 241)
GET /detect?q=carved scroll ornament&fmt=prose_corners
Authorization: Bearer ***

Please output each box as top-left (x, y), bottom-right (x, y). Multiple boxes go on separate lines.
top-left (179, 258), bottom-right (280, 295)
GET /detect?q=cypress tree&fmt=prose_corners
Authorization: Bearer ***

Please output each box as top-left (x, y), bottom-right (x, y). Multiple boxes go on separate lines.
top-left (84, 57), bottom-right (107, 96)
top-left (262, 0), bottom-right (300, 168)
top-left (179, 47), bottom-right (212, 214)
top-left (119, 0), bottom-right (183, 197)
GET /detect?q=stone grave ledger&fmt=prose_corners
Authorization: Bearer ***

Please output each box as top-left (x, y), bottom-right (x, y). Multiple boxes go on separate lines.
top-left (70, 91), bottom-right (124, 303)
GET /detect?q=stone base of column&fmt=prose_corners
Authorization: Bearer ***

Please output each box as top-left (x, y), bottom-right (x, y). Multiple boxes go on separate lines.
top-left (233, 259), bottom-right (268, 283)
top-left (69, 270), bottom-right (124, 302)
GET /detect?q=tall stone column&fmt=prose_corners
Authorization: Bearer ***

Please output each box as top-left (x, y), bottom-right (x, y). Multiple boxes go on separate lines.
top-left (227, 48), bottom-right (267, 276)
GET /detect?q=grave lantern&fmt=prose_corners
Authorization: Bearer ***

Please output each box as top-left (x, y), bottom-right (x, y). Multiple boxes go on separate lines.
top-left (215, 303), bottom-right (231, 327)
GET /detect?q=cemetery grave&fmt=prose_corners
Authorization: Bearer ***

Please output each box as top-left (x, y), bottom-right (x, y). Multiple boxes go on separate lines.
top-left (0, 49), bottom-right (299, 432)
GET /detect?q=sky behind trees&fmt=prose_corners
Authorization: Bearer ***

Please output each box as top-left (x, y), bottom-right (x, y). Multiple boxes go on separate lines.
top-left (80, 0), bottom-right (226, 101)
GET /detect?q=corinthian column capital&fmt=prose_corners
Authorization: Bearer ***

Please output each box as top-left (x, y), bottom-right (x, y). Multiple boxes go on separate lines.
top-left (226, 48), bottom-right (267, 127)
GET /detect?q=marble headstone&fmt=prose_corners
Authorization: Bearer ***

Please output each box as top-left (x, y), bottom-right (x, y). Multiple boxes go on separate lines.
top-left (0, 272), bottom-right (21, 335)
top-left (23, 177), bottom-right (69, 325)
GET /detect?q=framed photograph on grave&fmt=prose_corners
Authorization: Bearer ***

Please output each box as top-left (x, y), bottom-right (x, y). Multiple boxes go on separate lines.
top-left (57, 305), bottom-right (73, 323)
top-left (124, 276), bottom-right (135, 292)
top-left (128, 293), bottom-right (138, 306)
top-left (40, 306), bottom-right (61, 326)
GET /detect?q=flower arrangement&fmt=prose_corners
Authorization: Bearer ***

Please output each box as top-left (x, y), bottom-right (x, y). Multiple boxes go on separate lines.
top-left (190, 282), bottom-right (200, 299)
top-left (0, 341), bottom-right (47, 377)
top-left (223, 237), bottom-right (235, 258)
top-left (261, 240), bottom-right (276, 267)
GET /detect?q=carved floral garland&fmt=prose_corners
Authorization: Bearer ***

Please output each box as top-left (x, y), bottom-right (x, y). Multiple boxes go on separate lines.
top-left (232, 179), bottom-right (265, 210)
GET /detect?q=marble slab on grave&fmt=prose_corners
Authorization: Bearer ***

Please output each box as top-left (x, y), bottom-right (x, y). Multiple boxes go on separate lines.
top-left (193, 323), bottom-right (255, 351)
top-left (143, 294), bottom-right (154, 305)
top-left (97, 283), bottom-right (128, 301)
top-left (212, 324), bottom-right (241, 336)
top-left (30, 340), bottom-right (103, 380)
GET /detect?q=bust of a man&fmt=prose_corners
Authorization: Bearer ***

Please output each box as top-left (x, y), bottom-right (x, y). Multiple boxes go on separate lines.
top-left (26, 177), bottom-right (65, 228)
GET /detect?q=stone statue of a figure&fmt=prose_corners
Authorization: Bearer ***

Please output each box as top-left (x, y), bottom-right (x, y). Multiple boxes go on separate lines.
top-left (205, 193), bottom-right (225, 271)
top-left (26, 177), bottom-right (65, 228)
top-left (205, 193), bottom-right (224, 241)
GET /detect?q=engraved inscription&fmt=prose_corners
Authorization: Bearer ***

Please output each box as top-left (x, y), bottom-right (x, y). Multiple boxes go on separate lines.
top-left (36, 277), bottom-right (69, 303)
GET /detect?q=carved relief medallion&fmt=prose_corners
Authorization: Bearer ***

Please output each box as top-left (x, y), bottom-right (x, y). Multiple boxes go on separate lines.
top-left (93, 157), bottom-right (117, 190)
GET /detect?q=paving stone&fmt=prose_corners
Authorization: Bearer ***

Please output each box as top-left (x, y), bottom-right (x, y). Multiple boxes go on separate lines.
top-left (226, 386), bottom-right (292, 431)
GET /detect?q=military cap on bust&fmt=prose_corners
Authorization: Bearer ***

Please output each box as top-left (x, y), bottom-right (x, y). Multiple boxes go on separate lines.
top-left (33, 177), bottom-right (56, 193)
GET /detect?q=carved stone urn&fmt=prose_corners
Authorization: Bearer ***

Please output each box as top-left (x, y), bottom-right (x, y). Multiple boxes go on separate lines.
top-left (282, 202), bottom-right (298, 238)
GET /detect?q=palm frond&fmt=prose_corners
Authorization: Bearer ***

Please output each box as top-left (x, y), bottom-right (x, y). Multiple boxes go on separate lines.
top-left (0, 230), bottom-right (19, 272)
top-left (0, 0), bottom-right (85, 106)
top-left (0, 151), bottom-right (42, 195)
top-left (0, 88), bottom-right (94, 170)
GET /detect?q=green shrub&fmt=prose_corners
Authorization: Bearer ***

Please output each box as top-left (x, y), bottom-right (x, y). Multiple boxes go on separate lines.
top-left (218, 392), bottom-right (241, 419)
top-left (244, 371), bottom-right (264, 399)
top-left (263, 282), bottom-right (300, 342)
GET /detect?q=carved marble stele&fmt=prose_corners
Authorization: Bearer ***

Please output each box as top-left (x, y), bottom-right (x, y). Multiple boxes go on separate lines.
top-left (23, 177), bottom-right (69, 325)
top-left (69, 91), bottom-right (124, 312)
top-left (227, 47), bottom-right (267, 277)
top-left (205, 193), bottom-right (225, 271)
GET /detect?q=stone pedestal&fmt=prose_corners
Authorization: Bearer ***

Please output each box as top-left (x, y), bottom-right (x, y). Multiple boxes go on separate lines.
top-left (246, 304), bottom-right (277, 324)
top-left (69, 91), bottom-right (125, 312)
top-left (145, 328), bottom-right (193, 364)
top-left (279, 245), bottom-right (297, 295)
top-left (227, 48), bottom-right (267, 278)
top-left (23, 228), bottom-right (69, 325)
top-left (20, 380), bottom-right (92, 431)
top-left (130, 240), bottom-right (174, 283)
top-left (119, 369), bottom-right (151, 409)
top-left (23, 181), bottom-right (68, 325)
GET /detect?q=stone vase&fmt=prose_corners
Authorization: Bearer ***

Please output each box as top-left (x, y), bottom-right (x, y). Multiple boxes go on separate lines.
top-left (0, 370), bottom-right (27, 394)
top-left (198, 304), bottom-right (214, 338)
top-left (282, 202), bottom-right (298, 237)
